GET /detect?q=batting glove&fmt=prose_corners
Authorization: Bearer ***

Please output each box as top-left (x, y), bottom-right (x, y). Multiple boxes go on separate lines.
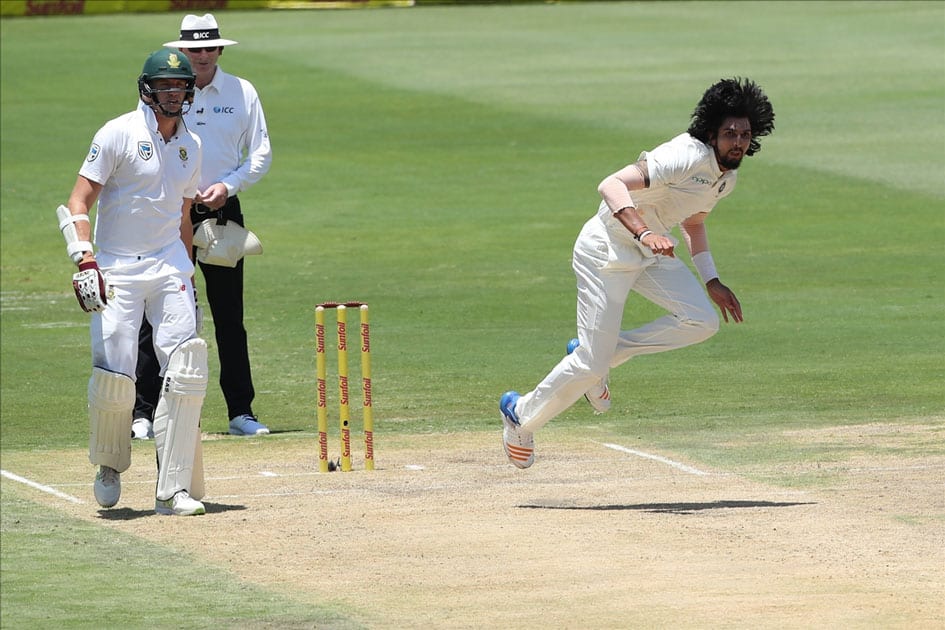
top-left (72, 261), bottom-right (107, 313)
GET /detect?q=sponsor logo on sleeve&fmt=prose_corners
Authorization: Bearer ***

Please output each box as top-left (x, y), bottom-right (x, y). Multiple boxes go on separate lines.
top-left (86, 143), bottom-right (100, 162)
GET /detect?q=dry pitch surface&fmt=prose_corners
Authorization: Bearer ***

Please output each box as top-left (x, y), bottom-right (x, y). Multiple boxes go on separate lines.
top-left (4, 422), bottom-right (944, 628)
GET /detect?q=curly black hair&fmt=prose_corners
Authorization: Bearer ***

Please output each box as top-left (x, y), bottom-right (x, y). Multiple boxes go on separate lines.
top-left (687, 77), bottom-right (775, 156)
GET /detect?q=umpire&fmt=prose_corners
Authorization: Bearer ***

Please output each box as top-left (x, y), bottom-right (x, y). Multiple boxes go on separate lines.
top-left (134, 13), bottom-right (273, 438)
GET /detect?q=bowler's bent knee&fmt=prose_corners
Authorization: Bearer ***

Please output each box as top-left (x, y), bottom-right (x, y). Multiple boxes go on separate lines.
top-left (682, 308), bottom-right (719, 344)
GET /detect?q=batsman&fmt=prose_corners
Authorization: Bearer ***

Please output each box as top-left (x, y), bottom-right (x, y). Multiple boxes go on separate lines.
top-left (58, 49), bottom-right (208, 516)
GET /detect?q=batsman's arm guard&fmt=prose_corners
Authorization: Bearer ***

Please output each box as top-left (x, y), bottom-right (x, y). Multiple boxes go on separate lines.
top-left (154, 338), bottom-right (208, 501)
top-left (57, 204), bottom-right (93, 264)
top-left (88, 368), bottom-right (135, 472)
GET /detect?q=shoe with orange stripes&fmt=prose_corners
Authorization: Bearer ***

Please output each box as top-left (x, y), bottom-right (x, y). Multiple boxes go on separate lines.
top-left (566, 338), bottom-right (611, 414)
top-left (585, 379), bottom-right (611, 414)
top-left (499, 390), bottom-right (534, 469)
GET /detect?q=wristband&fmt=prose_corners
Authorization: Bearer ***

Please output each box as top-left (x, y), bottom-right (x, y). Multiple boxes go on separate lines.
top-left (692, 251), bottom-right (719, 283)
top-left (67, 240), bottom-right (94, 264)
top-left (635, 229), bottom-right (653, 242)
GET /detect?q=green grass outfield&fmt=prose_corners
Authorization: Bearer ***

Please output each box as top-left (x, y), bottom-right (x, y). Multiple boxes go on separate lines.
top-left (2, 2), bottom-right (943, 627)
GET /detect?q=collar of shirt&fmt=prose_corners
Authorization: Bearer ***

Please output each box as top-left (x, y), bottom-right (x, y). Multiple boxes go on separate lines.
top-left (199, 65), bottom-right (228, 95)
top-left (136, 100), bottom-right (184, 141)
top-left (136, 100), bottom-right (158, 131)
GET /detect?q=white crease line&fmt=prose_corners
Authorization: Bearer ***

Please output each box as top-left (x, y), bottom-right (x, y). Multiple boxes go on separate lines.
top-left (599, 443), bottom-right (710, 477)
top-left (2, 469), bottom-right (84, 504)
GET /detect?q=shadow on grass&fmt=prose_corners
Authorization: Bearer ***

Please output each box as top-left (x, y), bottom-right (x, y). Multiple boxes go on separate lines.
top-left (518, 500), bottom-right (816, 515)
top-left (204, 429), bottom-right (308, 437)
top-left (96, 502), bottom-right (247, 520)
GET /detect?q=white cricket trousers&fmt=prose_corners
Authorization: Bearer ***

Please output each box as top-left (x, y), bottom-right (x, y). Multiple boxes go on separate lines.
top-left (90, 241), bottom-right (197, 379)
top-left (517, 215), bottom-right (719, 433)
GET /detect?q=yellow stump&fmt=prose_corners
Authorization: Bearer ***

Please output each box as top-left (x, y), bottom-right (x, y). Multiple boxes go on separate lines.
top-left (336, 305), bottom-right (352, 472)
top-left (315, 306), bottom-right (329, 473)
top-left (360, 304), bottom-right (374, 470)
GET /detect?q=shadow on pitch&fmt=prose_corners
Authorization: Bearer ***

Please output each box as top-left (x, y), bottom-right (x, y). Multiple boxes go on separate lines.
top-left (518, 500), bottom-right (816, 515)
top-left (205, 429), bottom-right (308, 437)
top-left (96, 502), bottom-right (247, 520)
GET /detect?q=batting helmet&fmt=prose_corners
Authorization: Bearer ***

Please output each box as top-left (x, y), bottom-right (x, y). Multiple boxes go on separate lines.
top-left (137, 49), bottom-right (196, 113)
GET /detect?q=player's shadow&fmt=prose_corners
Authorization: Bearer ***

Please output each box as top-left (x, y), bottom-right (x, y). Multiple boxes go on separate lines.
top-left (96, 502), bottom-right (247, 521)
top-left (206, 429), bottom-right (307, 437)
top-left (518, 500), bottom-right (816, 515)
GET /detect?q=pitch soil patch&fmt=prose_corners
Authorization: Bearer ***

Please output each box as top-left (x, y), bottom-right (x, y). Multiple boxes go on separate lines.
top-left (6, 422), bottom-right (944, 628)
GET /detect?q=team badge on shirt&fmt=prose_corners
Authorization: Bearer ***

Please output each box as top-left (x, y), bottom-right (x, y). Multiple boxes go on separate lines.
top-left (86, 143), bottom-right (100, 162)
top-left (138, 141), bottom-right (153, 161)
top-left (179, 148), bottom-right (189, 162)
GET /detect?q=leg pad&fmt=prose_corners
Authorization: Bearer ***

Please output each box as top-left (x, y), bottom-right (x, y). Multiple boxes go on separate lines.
top-left (88, 368), bottom-right (135, 472)
top-left (154, 338), bottom-right (208, 500)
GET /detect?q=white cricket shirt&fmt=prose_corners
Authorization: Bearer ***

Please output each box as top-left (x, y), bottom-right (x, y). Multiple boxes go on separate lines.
top-left (185, 66), bottom-right (271, 194)
top-left (597, 132), bottom-right (738, 240)
top-left (79, 102), bottom-right (201, 256)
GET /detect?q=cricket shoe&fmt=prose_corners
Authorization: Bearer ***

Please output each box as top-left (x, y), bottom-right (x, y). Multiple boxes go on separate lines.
top-left (93, 466), bottom-right (121, 508)
top-left (499, 391), bottom-right (534, 469)
top-left (155, 490), bottom-right (206, 516)
top-left (131, 417), bottom-right (153, 440)
top-left (229, 414), bottom-right (270, 436)
top-left (566, 338), bottom-right (612, 414)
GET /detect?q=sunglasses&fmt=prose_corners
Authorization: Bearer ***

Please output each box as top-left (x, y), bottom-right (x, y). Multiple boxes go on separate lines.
top-left (186, 47), bottom-right (221, 53)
